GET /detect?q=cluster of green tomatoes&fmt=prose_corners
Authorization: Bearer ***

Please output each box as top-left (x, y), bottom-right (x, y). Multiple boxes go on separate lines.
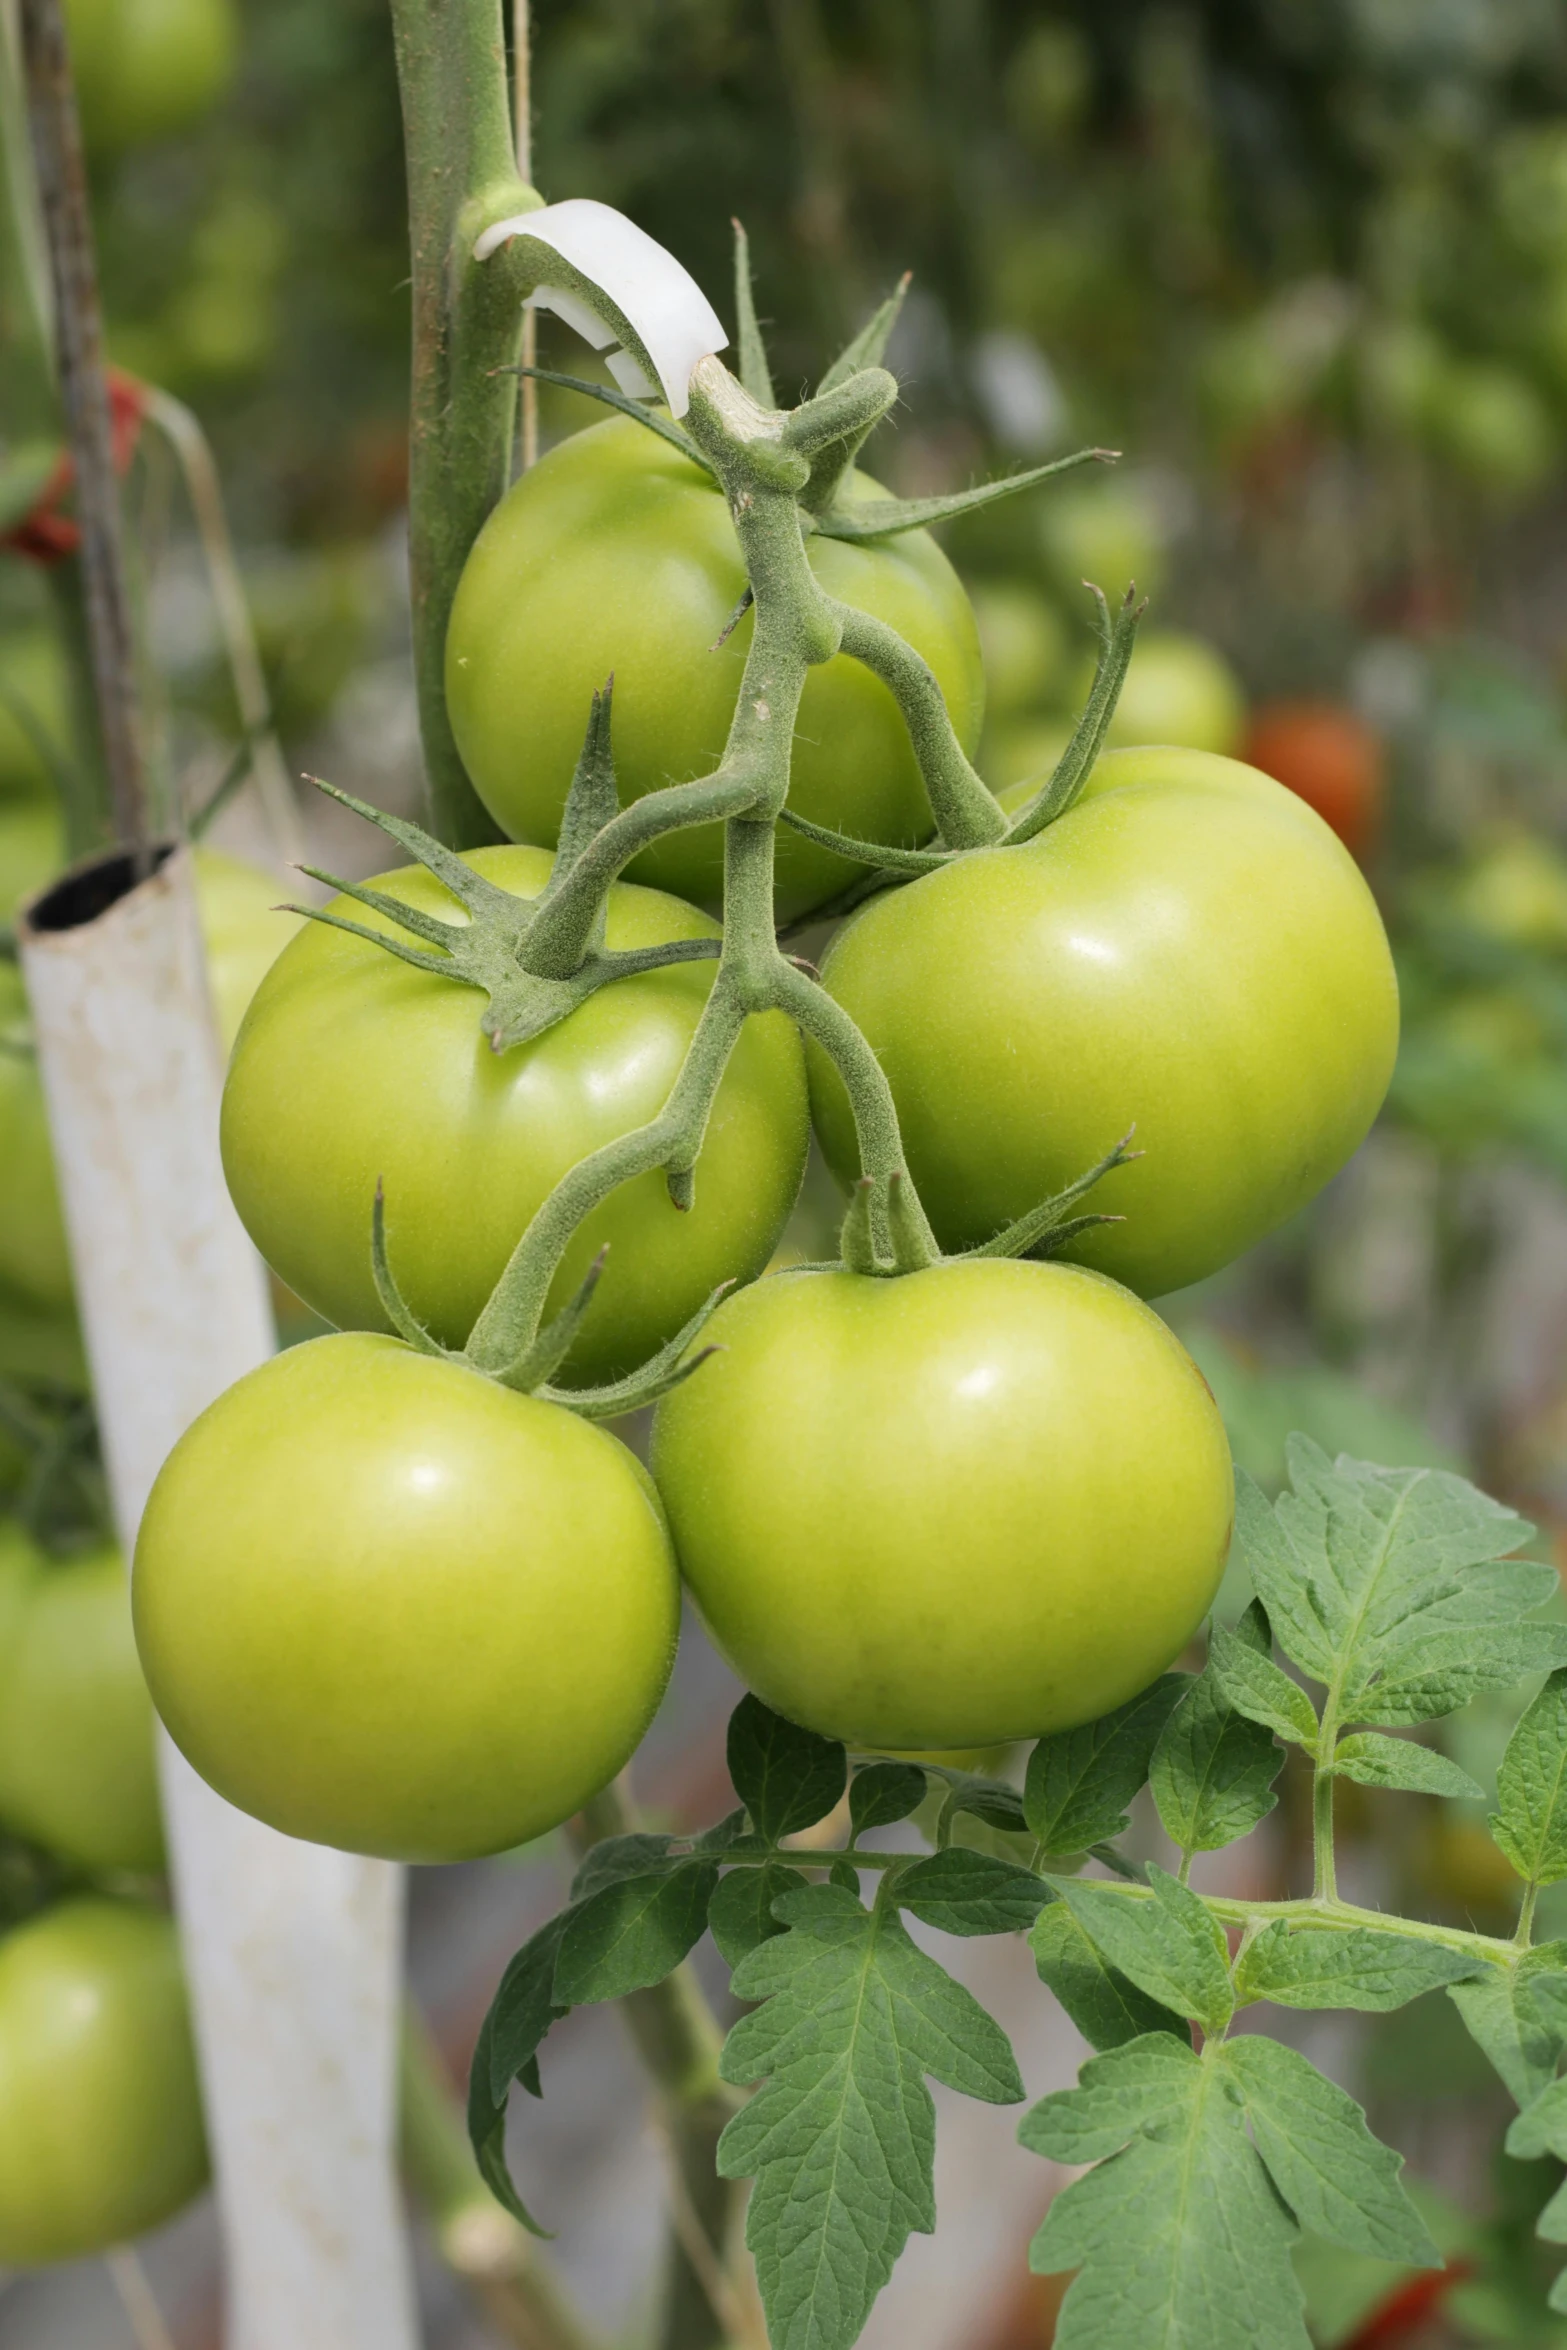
top-left (124, 406), bottom-right (1404, 1874)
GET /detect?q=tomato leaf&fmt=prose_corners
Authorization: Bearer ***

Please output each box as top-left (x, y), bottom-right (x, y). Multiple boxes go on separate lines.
top-left (1022, 1674), bottom-right (1186, 1854)
top-left (1207, 1608), bottom-right (1320, 1752)
top-left (727, 1695), bottom-right (847, 1843)
top-left (466, 1913), bottom-right (573, 2237)
top-left (895, 1848), bottom-right (1051, 1937)
top-left (553, 1857), bottom-right (720, 2005)
top-left (1331, 1731), bottom-right (1483, 1801)
top-left (568, 1831), bottom-right (682, 1900)
top-left (1238, 1442), bottom-right (1555, 1725)
top-left (1021, 2036), bottom-right (1311, 2348)
top-left (1029, 1900), bottom-right (1187, 2051)
top-left (848, 1760), bottom-right (928, 1840)
top-left (1150, 1622), bottom-right (1283, 1858)
top-left (709, 1861), bottom-right (808, 1968)
top-left (1449, 1945), bottom-right (1567, 2106)
top-left (1233, 1920), bottom-right (1486, 2012)
top-left (920, 1765), bottom-right (1029, 1837)
top-left (1054, 1866), bottom-right (1234, 2037)
top-left (1492, 1669), bottom-right (1567, 1886)
top-left (717, 1881), bottom-right (1023, 2350)
top-left (1022, 2031), bottom-right (1435, 2346)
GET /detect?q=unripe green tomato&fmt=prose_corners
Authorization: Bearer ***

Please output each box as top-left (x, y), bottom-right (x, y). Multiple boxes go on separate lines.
top-left (1081, 629), bottom-right (1246, 757)
top-left (221, 846), bottom-right (808, 1380)
top-left (1425, 362), bottom-right (1557, 499)
top-left (968, 581), bottom-right (1069, 718)
top-left (444, 418), bottom-right (985, 921)
top-left (0, 632), bottom-right (69, 802)
top-left (651, 1259), bottom-right (1233, 1750)
top-left (0, 1522), bottom-right (162, 1873)
top-left (0, 849), bottom-right (300, 1317)
top-left (1449, 834), bottom-right (1567, 952)
top-left (982, 718), bottom-right (1072, 795)
top-left (64, 0), bottom-right (238, 154)
top-left (134, 1333), bottom-right (680, 1861)
top-left (0, 1898), bottom-right (207, 2265)
top-left (810, 748), bottom-right (1399, 1297)
top-left (1038, 475), bottom-right (1169, 604)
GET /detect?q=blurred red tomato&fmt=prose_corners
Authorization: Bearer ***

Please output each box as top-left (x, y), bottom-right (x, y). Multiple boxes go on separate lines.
top-left (1244, 701), bottom-right (1385, 858)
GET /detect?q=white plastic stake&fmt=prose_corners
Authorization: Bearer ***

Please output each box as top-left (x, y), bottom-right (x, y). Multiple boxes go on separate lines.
top-left (18, 845), bottom-right (418, 2350)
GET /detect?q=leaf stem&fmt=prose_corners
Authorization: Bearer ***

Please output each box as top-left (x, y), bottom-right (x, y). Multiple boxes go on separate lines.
top-left (1312, 1705), bottom-right (1340, 1904)
top-left (1516, 1880), bottom-right (1540, 1951)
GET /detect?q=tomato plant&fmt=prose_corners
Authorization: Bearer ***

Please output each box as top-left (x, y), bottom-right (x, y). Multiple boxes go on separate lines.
top-left (133, 1331), bottom-right (681, 1862)
top-left (444, 416), bottom-right (986, 920)
top-left (1244, 699), bottom-right (1386, 859)
top-left (810, 746), bottom-right (1399, 1296)
top-left (0, 1521), bottom-right (161, 1873)
top-left (1083, 627), bottom-right (1247, 755)
top-left (0, 1898), bottom-right (207, 2265)
top-left (650, 1257), bottom-right (1233, 1749)
top-left (221, 842), bottom-right (809, 1377)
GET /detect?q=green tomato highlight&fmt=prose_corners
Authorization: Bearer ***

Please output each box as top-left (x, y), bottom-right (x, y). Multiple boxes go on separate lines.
top-left (134, 1333), bottom-right (681, 1863)
top-left (220, 845), bottom-right (808, 1380)
top-left (810, 747), bottom-right (1399, 1297)
top-left (444, 417), bottom-right (985, 920)
top-left (0, 1899), bottom-right (207, 2266)
top-left (651, 1258), bottom-right (1233, 1751)
top-left (0, 1524), bottom-right (162, 1874)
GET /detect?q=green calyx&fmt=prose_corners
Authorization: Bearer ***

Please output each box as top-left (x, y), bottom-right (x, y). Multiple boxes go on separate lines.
top-left (830, 1132), bottom-right (1138, 1279)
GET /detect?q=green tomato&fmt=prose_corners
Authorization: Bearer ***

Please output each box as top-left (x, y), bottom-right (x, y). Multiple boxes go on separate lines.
top-left (982, 717), bottom-right (1072, 795)
top-left (651, 1259), bottom-right (1232, 1749)
top-left (0, 1523), bottom-right (162, 1874)
top-left (0, 1898), bottom-right (206, 2265)
top-left (1083, 628), bottom-right (1246, 757)
top-left (221, 846), bottom-right (808, 1380)
top-left (0, 632), bottom-right (69, 802)
top-left (134, 1332), bottom-right (680, 1861)
top-left (64, 0), bottom-right (238, 153)
top-left (444, 417), bottom-right (985, 920)
top-left (1038, 474), bottom-right (1169, 604)
top-left (0, 848), bottom-right (298, 1319)
top-left (811, 748), bottom-right (1399, 1297)
top-left (1425, 362), bottom-right (1557, 500)
top-left (1449, 834), bottom-right (1567, 952)
top-left (968, 581), bottom-right (1069, 718)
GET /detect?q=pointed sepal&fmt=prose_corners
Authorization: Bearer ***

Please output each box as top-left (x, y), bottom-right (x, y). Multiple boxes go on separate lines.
top-left (371, 1182), bottom-right (453, 1358)
top-left (959, 1131), bottom-right (1140, 1263)
top-left (542, 1283), bottom-right (734, 1419)
top-left (486, 1248), bottom-right (611, 1394)
top-left (1004, 585), bottom-right (1145, 843)
top-left (514, 366), bottom-right (713, 472)
top-left (731, 219), bottom-right (776, 409)
top-left (812, 446), bottom-right (1118, 544)
top-left (776, 806), bottom-right (954, 875)
top-left (818, 274), bottom-right (912, 396)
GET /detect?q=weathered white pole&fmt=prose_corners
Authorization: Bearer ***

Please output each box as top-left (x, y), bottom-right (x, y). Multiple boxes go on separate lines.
top-left (19, 844), bottom-right (418, 2350)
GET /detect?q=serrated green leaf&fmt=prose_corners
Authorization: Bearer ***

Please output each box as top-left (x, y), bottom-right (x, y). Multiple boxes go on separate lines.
top-left (1023, 2036), bottom-right (1310, 2349)
top-left (1030, 1902), bottom-right (1187, 2051)
top-left (568, 1831), bottom-right (680, 1900)
top-left (896, 1848), bottom-right (1050, 1937)
top-left (925, 1766), bottom-right (1028, 1836)
top-left (728, 1695), bottom-right (847, 1844)
top-left (553, 1859), bottom-right (718, 2004)
top-left (1263, 1440), bottom-right (1543, 1724)
top-left (1056, 1867), bottom-right (1234, 2036)
top-left (695, 1807), bottom-right (757, 1852)
top-left (1493, 1670), bottom-right (1567, 1887)
top-left (466, 1915), bottom-right (570, 2237)
top-left (1023, 1676), bottom-right (1186, 1854)
top-left (1150, 1661), bottom-right (1282, 1858)
top-left (1331, 1732), bottom-right (1484, 1801)
top-left (1209, 1610), bottom-right (1320, 1750)
top-left (1352, 1624), bottom-right (1567, 1725)
top-left (1233, 1469), bottom-right (1335, 1681)
top-left (829, 1856), bottom-right (861, 1895)
top-left (718, 1882), bottom-right (1022, 2350)
top-left (848, 1762), bottom-right (927, 1841)
top-left (1508, 2070), bottom-right (1567, 2164)
top-left (1219, 2036), bottom-right (1439, 2267)
top-left (1234, 1919), bottom-right (1485, 2013)
top-left (709, 1862), bottom-right (808, 1968)
top-left (1448, 1953), bottom-right (1567, 2107)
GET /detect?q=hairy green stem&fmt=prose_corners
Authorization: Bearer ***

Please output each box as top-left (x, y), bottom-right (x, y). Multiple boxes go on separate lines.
top-left (1516, 1880), bottom-right (1540, 1950)
top-left (389, 0), bottom-right (535, 846)
top-left (831, 603), bottom-right (1005, 850)
top-left (569, 1784), bottom-right (740, 2350)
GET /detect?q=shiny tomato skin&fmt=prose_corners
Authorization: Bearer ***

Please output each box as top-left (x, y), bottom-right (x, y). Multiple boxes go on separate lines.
top-left (133, 1333), bottom-right (681, 1862)
top-left (0, 1898), bottom-right (207, 2265)
top-left (0, 1524), bottom-right (163, 1873)
top-left (444, 418), bottom-right (985, 920)
top-left (220, 845), bottom-right (808, 1381)
top-left (0, 849), bottom-right (300, 1318)
top-left (650, 1258), bottom-right (1233, 1751)
top-left (810, 747), bottom-right (1399, 1297)
top-left (1243, 701), bottom-right (1385, 859)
